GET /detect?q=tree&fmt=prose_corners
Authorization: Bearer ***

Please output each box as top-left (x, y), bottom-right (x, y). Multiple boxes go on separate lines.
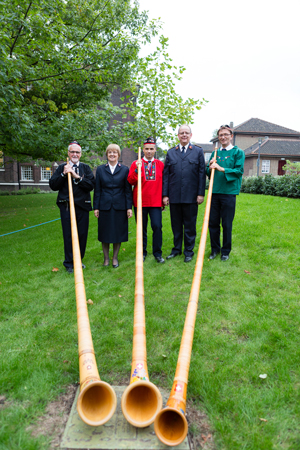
top-left (282, 160), bottom-right (300, 175)
top-left (0, 0), bottom-right (158, 161)
top-left (122, 35), bottom-right (207, 150)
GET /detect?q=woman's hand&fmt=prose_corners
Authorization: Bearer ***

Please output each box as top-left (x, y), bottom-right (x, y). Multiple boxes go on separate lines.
top-left (127, 209), bottom-right (133, 218)
top-left (94, 209), bottom-right (99, 218)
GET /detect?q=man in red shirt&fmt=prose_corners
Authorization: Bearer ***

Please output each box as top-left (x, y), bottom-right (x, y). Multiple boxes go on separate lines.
top-left (128, 137), bottom-right (165, 263)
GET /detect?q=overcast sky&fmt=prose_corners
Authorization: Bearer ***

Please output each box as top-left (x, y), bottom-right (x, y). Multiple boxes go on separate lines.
top-left (138, 0), bottom-right (300, 144)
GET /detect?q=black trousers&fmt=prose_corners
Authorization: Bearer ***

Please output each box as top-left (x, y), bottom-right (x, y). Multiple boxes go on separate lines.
top-left (169, 203), bottom-right (198, 257)
top-left (209, 194), bottom-right (236, 256)
top-left (59, 203), bottom-right (89, 268)
top-left (134, 207), bottom-right (162, 257)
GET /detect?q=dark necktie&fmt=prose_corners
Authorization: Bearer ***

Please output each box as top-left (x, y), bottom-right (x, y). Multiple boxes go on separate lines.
top-left (181, 146), bottom-right (185, 153)
top-left (73, 165), bottom-right (78, 173)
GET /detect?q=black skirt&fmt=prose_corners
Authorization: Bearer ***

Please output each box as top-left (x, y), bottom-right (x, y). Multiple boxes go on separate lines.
top-left (98, 208), bottom-right (128, 243)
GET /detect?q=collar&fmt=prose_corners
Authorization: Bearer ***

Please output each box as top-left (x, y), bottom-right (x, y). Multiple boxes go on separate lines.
top-left (220, 144), bottom-right (234, 151)
top-left (143, 157), bottom-right (154, 162)
top-left (179, 143), bottom-right (192, 151)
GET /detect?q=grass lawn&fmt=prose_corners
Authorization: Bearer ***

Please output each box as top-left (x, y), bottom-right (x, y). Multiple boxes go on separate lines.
top-left (0, 192), bottom-right (299, 450)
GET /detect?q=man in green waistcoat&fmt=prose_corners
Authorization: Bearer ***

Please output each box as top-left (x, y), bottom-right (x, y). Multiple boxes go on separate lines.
top-left (206, 125), bottom-right (245, 261)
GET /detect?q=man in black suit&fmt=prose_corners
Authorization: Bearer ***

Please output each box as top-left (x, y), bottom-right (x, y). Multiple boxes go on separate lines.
top-left (162, 125), bottom-right (206, 262)
top-left (49, 141), bottom-right (94, 273)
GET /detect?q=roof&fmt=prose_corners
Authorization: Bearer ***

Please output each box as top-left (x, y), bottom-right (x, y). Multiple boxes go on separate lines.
top-left (244, 138), bottom-right (300, 157)
top-left (234, 118), bottom-right (300, 135)
top-left (195, 143), bottom-right (214, 152)
top-left (211, 118), bottom-right (300, 142)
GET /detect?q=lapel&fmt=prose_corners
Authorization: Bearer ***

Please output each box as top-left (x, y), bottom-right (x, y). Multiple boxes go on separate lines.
top-left (180, 144), bottom-right (192, 160)
top-left (113, 163), bottom-right (122, 175)
top-left (105, 163), bottom-right (121, 176)
top-left (104, 164), bottom-right (111, 175)
top-left (185, 144), bottom-right (193, 159)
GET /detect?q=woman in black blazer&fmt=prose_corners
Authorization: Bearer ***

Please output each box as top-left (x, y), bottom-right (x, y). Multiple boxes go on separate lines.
top-left (94, 144), bottom-right (133, 267)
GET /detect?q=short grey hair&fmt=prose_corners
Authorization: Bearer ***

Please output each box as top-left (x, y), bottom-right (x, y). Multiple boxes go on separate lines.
top-left (178, 124), bottom-right (192, 134)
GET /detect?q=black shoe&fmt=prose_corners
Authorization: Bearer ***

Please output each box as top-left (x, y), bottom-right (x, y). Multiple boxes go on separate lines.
top-left (143, 255), bottom-right (146, 262)
top-left (221, 255), bottom-right (229, 261)
top-left (112, 260), bottom-right (119, 268)
top-left (155, 256), bottom-right (165, 263)
top-left (166, 253), bottom-right (179, 260)
top-left (184, 256), bottom-right (193, 263)
top-left (209, 251), bottom-right (220, 260)
top-left (66, 267), bottom-right (73, 273)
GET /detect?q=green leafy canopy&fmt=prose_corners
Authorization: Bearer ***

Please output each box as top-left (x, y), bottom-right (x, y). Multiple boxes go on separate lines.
top-left (0, 0), bottom-right (158, 160)
top-left (122, 35), bottom-right (208, 151)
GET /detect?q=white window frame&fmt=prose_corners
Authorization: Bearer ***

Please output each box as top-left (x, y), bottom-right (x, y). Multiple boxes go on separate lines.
top-left (41, 166), bottom-right (52, 181)
top-left (21, 166), bottom-right (33, 181)
top-left (261, 160), bottom-right (270, 174)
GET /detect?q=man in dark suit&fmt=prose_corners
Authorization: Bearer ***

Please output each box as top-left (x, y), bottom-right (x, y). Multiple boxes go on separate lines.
top-left (49, 141), bottom-right (94, 273)
top-left (163, 125), bottom-right (206, 262)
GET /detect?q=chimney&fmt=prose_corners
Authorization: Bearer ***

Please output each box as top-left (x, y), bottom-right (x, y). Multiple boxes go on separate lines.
top-left (230, 121), bottom-right (234, 129)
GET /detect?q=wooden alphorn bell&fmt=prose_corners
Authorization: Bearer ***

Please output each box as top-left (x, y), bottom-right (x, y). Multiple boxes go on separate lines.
top-left (67, 159), bottom-right (117, 426)
top-left (121, 147), bottom-right (162, 427)
top-left (154, 147), bottom-right (218, 446)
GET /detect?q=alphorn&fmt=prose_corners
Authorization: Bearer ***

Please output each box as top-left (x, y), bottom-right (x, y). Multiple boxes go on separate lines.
top-left (67, 160), bottom-right (117, 426)
top-left (154, 147), bottom-right (218, 446)
top-left (121, 147), bottom-right (162, 427)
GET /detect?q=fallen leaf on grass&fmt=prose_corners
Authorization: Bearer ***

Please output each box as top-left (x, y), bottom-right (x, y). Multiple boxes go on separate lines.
top-left (244, 270), bottom-right (251, 274)
top-left (87, 299), bottom-right (93, 305)
top-left (52, 267), bottom-right (59, 272)
top-left (259, 374), bottom-right (267, 379)
top-left (23, 224), bottom-right (26, 227)
top-left (259, 418), bottom-right (268, 422)
top-left (119, 295), bottom-right (122, 298)
top-left (201, 434), bottom-right (212, 442)
top-left (123, 248), bottom-right (126, 251)
top-left (63, 360), bottom-right (70, 364)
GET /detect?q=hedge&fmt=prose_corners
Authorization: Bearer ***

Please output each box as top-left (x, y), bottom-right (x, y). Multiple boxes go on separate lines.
top-left (241, 174), bottom-right (300, 198)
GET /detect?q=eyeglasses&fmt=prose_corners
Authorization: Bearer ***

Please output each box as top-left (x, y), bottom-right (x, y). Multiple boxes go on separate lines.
top-left (219, 134), bottom-right (231, 137)
top-left (69, 151), bottom-right (81, 155)
top-left (178, 132), bottom-right (191, 135)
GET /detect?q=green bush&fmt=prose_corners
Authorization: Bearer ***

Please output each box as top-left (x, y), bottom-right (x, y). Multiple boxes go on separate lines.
top-left (241, 174), bottom-right (300, 198)
top-left (0, 190), bottom-right (10, 196)
top-left (262, 174), bottom-right (276, 195)
top-left (10, 187), bottom-right (41, 195)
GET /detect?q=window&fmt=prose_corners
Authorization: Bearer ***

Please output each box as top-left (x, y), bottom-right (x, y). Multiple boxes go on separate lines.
top-left (205, 153), bottom-right (212, 163)
top-left (21, 166), bottom-right (33, 180)
top-left (41, 166), bottom-right (52, 181)
top-left (261, 160), bottom-right (270, 174)
top-left (0, 151), bottom-right (3, 169)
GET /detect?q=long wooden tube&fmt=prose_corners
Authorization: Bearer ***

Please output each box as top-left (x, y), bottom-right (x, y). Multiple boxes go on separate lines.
top-left (154, 147), bottom-right (218, 446)
top-left (121, 147), bottom-right (163, 427)
top-left (67, 161), bottom-right (117, 426)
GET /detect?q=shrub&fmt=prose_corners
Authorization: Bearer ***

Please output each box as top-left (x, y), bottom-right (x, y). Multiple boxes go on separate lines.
top-left (10, 187), bottom-right (41, 195)
top-left (241, 175), bottom-right (300, 198)
top-left (262, 174), bottom-right (276, 196)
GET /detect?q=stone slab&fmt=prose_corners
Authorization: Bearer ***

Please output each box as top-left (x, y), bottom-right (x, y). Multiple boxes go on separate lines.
top-left (60, 386), bottom-right (189, 450)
